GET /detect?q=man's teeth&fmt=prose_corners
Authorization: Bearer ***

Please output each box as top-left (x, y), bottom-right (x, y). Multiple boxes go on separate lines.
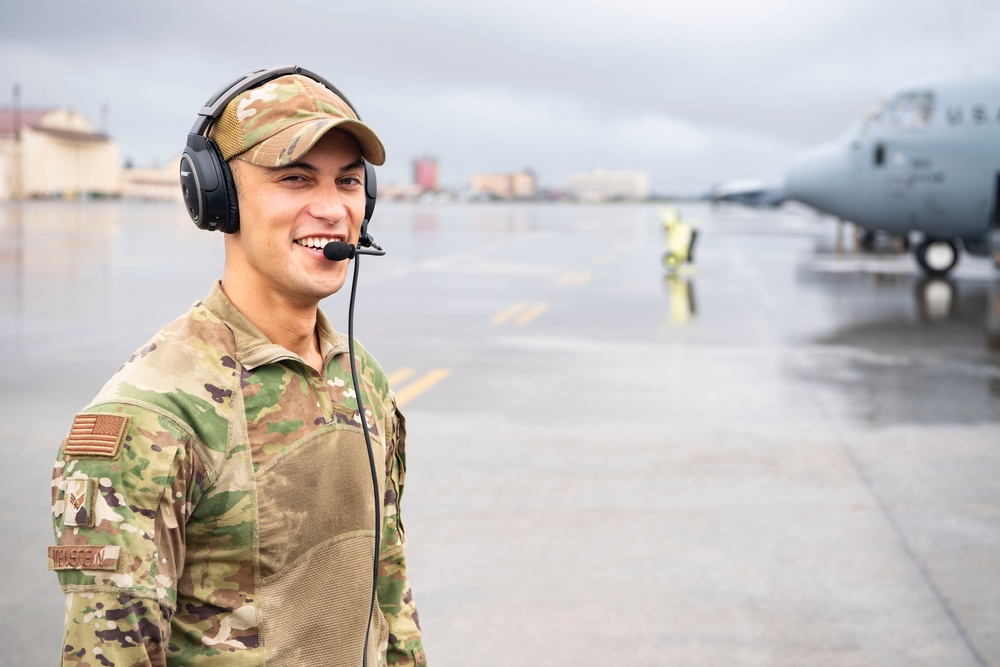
top-left (295, 237), bottom-right (335, 249)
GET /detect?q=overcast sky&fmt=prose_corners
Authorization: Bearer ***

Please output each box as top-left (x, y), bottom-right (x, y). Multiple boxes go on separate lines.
top-left (2, 0), bottom-right (999, 193)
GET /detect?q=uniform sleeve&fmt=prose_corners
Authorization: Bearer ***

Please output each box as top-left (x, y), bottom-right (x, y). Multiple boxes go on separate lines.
top-left (378, 401), bottom-right (428, 667)
top-left (50, 404), bottom-right (206, 667)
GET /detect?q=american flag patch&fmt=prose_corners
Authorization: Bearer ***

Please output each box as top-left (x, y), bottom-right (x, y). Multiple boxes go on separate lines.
top-left (64, 413), bottom-right (130, 459)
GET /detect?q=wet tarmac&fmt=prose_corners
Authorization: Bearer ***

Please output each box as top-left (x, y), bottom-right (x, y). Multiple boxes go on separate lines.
top-left (1, 200), bottom-right (998, 666)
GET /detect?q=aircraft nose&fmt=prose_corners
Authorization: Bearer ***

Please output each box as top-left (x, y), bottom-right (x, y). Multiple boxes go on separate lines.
top-left (785, 143), bottom-right (854, 217)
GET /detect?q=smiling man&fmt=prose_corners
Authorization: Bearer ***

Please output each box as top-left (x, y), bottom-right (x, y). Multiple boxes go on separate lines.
top-left (48, 72), bottom-right (426, 667)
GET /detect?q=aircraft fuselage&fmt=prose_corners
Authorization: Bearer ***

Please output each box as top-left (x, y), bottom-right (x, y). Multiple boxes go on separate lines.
top-left (785, 74), bottom-right (1000, 264)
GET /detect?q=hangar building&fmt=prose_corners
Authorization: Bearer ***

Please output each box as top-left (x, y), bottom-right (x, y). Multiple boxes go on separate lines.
top-left (0, 107), bottom-right (120, 200)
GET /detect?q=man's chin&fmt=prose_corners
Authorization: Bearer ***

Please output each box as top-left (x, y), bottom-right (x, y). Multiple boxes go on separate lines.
top-left (311, 276), bottom-right (349, 300)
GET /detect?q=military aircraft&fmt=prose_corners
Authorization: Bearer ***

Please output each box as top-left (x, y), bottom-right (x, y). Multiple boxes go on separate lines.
top-left (784, 71), bottom-right (1000, 276)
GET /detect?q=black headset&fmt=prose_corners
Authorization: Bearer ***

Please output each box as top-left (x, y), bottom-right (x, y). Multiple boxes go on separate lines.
top-left (179, 65), bottom-right (378, 237)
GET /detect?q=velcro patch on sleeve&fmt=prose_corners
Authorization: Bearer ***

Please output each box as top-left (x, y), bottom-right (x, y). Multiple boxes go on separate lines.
top-left (48, 545), bottom-right (122, 571)
top-left (64, 413), bottom-right (130, 459)
top-left (63, 478), bottom-right (96, 527)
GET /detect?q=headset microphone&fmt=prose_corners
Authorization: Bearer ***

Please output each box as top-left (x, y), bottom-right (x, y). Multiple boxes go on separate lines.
top-left (324, 242), bottom-right (355, 261)
top-left (323, 238), bottom-right (387, 261)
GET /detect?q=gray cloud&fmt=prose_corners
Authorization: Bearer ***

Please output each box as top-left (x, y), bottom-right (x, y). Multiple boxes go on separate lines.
top-left (3, 0), bottom-right (998, 192)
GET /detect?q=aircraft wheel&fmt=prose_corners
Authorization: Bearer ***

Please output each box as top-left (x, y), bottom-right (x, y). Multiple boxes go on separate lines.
top-left (663, 252), bottom-right (681, 269)
top-left (915, 238), bottom-right (959, 276)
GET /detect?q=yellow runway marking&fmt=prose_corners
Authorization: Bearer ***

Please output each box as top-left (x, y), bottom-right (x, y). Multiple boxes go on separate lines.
top-left (491, 301), bottom-right (528, 325)
top-left (386, 367), bottom-right (417, 388)
top-left (515, 302), bottom-right (549, 325)
top-left (394, 369), bottom-right (451, 407)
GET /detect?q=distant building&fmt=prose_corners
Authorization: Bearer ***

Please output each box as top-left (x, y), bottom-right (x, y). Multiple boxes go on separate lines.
top-left (379, 182), bottom-right (424, 201)
top-left (413, 156), bottom-right (438, 191)
top-left (0, 107), bottom-right (120, 200)
top-left (470, 170), bottom-right (536, 200)
top-left (120, 156), bottom-right (183, 201)
top-left (567, 168), bottom-right (650, 202)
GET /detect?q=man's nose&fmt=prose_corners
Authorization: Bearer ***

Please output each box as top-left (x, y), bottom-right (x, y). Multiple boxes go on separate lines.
top-left (310, 185), bottom-right (349, 224)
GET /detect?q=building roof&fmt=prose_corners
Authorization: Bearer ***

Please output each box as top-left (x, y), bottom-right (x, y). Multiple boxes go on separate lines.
top-left (36, 127), bottom-right (112, 144)
top-left (0, 107), bottom-right (52, 135)
top-left (0, 107), bottom-right (111, 144)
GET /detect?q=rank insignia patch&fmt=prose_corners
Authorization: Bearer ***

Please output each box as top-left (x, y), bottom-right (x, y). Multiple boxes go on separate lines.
top-left (48, 545), bottom-right (121, 571)
top-left (64, 478), bottom-right (96, 527)
top-left (64, 413), bottom-right (130, 459)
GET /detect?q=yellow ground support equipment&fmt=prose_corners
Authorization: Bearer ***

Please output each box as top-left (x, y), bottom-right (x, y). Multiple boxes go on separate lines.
top-left (660, 207), bottom-right (699, 270)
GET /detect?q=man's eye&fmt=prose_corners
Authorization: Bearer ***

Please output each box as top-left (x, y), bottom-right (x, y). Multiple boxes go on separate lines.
top-left (340, 177), bottom-right (362, 186)
top-left (281, 174), bottom-right (306, 183)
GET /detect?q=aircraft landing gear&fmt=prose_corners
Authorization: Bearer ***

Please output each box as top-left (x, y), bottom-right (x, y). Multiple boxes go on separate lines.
top-left (915, 238), bottom-right (959, 276)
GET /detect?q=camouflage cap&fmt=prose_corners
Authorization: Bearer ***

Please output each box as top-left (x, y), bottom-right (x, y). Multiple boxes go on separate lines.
top-left (208, 74), bottom-right (386, 167)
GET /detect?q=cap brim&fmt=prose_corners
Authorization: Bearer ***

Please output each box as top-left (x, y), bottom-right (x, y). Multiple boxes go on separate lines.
top-left (240, 117), bottom-right (386, 167)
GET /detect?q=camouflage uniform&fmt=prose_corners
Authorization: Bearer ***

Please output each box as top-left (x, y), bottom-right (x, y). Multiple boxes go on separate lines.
top-left (50, 282), bottom-right (426, 666)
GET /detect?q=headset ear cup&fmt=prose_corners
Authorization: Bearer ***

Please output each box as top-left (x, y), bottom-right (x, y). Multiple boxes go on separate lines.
top-left (363, 161), bottom-right (377, 238)
top-left (179, 148), bottom-right (205, 228)
top-left (181, 134), bottom-right (238, 233)
top-left (213, 143), bottom-right (240, 234)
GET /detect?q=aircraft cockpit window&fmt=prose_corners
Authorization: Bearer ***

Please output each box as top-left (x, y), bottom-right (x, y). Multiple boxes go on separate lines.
top-left (876, 96), bottom-right (904, 125)
top-left (856, 99), bottom-right (885, 134)
top-left (879, 91), bottom-right (935, 128)
top-left (864, 100), bottom-right (886, 124)
top-left (916, 93), bottom-right (935, 126)
top-left (897, 92), bottom-right (934, 128)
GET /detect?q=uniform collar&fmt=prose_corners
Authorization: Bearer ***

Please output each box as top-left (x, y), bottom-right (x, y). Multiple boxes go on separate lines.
top-left (201, 281), bottom-right (349, 371)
